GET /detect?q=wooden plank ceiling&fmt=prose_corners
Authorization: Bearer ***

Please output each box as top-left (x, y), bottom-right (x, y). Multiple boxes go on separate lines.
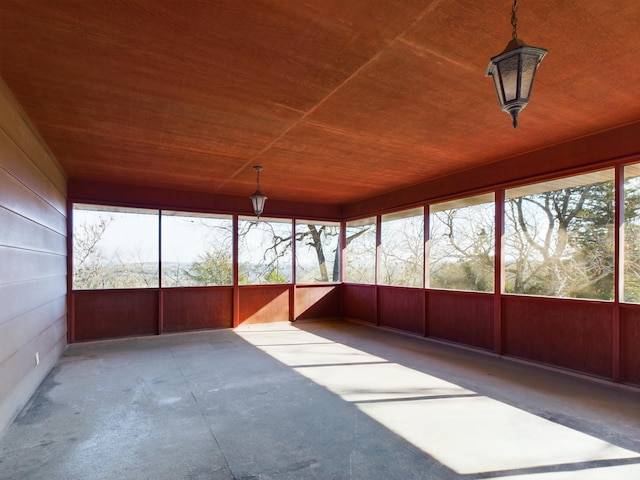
top-left (1, 1), bottom-right (639, 206)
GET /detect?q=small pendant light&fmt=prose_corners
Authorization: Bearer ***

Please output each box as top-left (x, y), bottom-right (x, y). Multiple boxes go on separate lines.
top-left (486, 0), bottom-right (547, 128)
top-left (249, 166), bottom-right (267, 219)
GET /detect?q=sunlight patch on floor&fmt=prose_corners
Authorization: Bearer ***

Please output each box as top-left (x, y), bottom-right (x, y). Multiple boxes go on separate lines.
top-left (235, 323), bottom-right (640, 477)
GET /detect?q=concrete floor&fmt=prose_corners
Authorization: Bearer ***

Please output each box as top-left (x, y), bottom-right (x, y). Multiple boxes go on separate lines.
top-left (1, 319), bottom-right (639, 480)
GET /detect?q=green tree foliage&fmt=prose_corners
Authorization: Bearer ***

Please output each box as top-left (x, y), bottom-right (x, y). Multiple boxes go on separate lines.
top-left (71, 168), bottom-right (640, 304)
top-left (429, 202), bottom-right (494, 292)
top-left (624, 175), bottom-right (640, 302)
top-left (264, 269), bottom-right (288, 284)
top-left (186, 249), bottom-right (233, 286)
top-left (505, 181), bottom-right (616, 299)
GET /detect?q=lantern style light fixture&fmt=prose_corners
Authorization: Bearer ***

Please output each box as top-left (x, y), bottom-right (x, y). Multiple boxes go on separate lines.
top-left (249, 165), bottom-right (267, 219)
top-left (486, 0), bottom-right (547, 128)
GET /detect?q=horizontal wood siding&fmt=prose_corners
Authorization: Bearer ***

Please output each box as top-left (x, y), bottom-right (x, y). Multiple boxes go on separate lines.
top-left (427, 290), bottom-right (494, 350)
top-left (73, 289), bottom-right (159, 341)
top-left (502, 296), bottom-right (613, 379)
top-left (294, 285), bottom-right (341, 321)
top-left (162, 287), bottom-right (233, 332)
top-left (0, 78), bottom-right (67, 436)
top-left (238, 285), bottom-right (290, 324)
top-left (620, 304), bottom-right (640, 386)
top-left (378, 286), bottom-right (425, 335)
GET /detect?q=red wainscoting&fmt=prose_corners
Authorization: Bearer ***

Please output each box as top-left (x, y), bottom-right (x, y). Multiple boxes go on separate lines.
top-left (294, 285), bottom-right (341, 321)
top-left (69, 279), bottom-right (636, 388)
top-left (502, 296), bottom-right (613, 379)
top-left (620, 304), bottom-right (640, 386)
top-left (238, 285), bottom-right (290, 325)
top-left (73, 289), bottom-right (159, 341)
top-left (427, 290), bottom-right (494, 351)
top-left (378, 286), bottom-right (425, 335)
top-left (162, 287), bottom-right (233, 332)
top-left (342, 284), bottom-right (377, 324)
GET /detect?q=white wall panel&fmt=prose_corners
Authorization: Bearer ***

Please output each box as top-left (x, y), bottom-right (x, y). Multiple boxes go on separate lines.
top-left (0, 247), bottom-right (66, 286)
top-left (0, 318), bottom-right (66, 435)
top-left (0, 82), bottom-right (66, 207)
top-left (0, 207), bottom-right (66, 255)
top-left (0, 276), bottom-right (67, 327)
top-left (0, 150), bottom-right (66, 234)
top-left (0, 77), bottom-right (67, 438)
top-left (0, 296), bottom-right (66, 365)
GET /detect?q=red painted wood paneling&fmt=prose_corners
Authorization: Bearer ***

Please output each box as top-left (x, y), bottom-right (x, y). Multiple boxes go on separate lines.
top-left (162, 287), bottom-right (233, 332)
top-left (294, 285), bottom-right (341, 321)
top-left (343, 284), bottom-right (376, 324)
top-left (378, 286), bottom-right (424, 335)
top-left (73, 289), bottom-right (158, 341)
top-left (238, 285), bottom-right (290, 325)
top-left (503, 296), bottom-right (613, 378)
top-left (68, 180), bottom-right (341, 221)
top-left (428, 290), bottom-right (494, 350)
top-left (343, 124), bottom-right (640, 219)
top-left (620, 304), bottom-right (640, 386)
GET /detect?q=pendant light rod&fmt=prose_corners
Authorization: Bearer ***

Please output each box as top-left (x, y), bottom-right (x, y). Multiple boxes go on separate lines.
top-left (511, 0), bottom-right (518, 40)
top-left (255, 165), bottom-right (262, 189)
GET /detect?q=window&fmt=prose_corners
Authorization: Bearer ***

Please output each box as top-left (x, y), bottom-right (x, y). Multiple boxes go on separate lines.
top-left (429, 194), bottom-right (495, 292)
top-left (344, 217), bottom-right (376, 284)
top-left (73, 204), bottom-right (159, 289)
top-left (380, 208), bottom-right (424, 287)
top-left (624, 163), bottom-right (640, 303)
top-left (161, 212), bottom-right (233, 287)
top-left (504, 170), bottom-right (615, 300)
top-left (295, 221), bottom-right (340, 283)
top-left (238, 217), bottom-right (292, 284)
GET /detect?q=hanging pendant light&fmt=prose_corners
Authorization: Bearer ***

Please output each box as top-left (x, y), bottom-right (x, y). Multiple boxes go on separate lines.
top-left (486, 0), bottom-right (547, 128)
top-left (249, 165), bottom-right (267, 219)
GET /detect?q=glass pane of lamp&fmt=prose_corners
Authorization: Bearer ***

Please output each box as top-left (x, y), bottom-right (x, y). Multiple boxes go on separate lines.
top-left (499, 55), bottom-right (520, 101)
